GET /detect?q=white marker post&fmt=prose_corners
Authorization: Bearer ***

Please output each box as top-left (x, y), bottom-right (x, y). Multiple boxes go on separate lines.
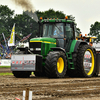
top-left (29, 91), bottom-right (32, 100)
top-left (23, 88), bottom-right (32, 100)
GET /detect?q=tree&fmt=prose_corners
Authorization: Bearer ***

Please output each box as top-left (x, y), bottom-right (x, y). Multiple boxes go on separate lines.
top-left (0, 5), bottom-right (14, 44)
top-left (88, 21), bottom-right (100, 41)
top-left (13, 12), bottom-right (39, 41)
top-left (36, 9), bottom-right (65, 19)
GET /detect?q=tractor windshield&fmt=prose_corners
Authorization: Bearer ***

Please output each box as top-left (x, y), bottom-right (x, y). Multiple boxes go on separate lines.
top-left (43, 23), bottom-right (64, 38)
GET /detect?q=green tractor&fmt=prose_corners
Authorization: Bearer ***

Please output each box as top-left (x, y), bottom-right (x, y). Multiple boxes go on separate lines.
top-left (11, 16), bottom-right (96, 78)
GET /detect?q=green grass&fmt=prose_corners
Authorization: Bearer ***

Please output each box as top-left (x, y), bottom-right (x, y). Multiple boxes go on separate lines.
top-left (0, 72), bottom-right (34, 76)
top-left (0, 73), bottom-right (13, 76)
top-left (0, 66), bottom-right (11, 68)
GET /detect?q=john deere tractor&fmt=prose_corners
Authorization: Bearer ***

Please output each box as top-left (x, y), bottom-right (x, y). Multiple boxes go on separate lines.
top-left (11, 16), bottom-right (96, 78)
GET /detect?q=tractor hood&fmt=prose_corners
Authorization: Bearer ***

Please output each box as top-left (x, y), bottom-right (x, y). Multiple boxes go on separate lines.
top-left (30, 37), bottom-right (56, 44)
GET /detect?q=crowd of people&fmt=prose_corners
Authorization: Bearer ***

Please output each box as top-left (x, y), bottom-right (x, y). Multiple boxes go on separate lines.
top-left (0, 52), bottom-right (12, 59)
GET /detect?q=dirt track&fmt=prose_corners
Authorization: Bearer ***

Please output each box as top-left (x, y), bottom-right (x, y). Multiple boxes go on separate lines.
top-left (0, 68), bottom-right (11, 73)
top-left (0, 69), bottom-right (100, 100)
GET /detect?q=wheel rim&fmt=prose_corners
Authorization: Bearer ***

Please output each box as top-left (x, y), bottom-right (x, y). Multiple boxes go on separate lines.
top-left (57, 57), bottom-right (64, 73)
top-left (83, 49), bottom-right (94, 75)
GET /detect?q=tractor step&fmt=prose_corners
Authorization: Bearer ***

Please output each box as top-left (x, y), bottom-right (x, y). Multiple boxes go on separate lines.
top-left (67, 52), bottom-right (74, 69)
top-left (68, 57), bottom-right (72, 59)
top-left (69, 62), bottom-right (73, 64)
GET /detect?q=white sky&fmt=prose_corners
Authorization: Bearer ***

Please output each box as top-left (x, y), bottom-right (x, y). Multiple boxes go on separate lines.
top-left (0, 0), bottom-right (100, 35)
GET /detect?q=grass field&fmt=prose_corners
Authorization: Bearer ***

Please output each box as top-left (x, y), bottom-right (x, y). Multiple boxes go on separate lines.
top-left (0, 66), bottom-right (12, 75)
top-left (0, 72), bottom-right (34, 76)
top-left (0, 66), bottom-right (11, 68)
top-left (0, 73), bottom-right (13, 76)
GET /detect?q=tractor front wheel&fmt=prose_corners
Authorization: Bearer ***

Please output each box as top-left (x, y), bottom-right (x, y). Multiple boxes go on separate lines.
top-left (44, 51), bottom-right (67, 78)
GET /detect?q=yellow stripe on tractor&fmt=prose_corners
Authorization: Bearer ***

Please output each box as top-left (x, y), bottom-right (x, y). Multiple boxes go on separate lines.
top-left (30, 41), bottom-right (56, 44)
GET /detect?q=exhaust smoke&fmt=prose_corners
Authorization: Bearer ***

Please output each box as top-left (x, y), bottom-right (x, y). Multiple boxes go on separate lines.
top-left (12, 0), bottom-right (35, 12)
top-left (12, 0), bottom-right (39, 22)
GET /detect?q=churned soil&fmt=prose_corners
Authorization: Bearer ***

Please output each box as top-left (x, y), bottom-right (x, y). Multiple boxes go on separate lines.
top-left (0, 68), bottom-right (11, 73)
top-left (0, 68), bottom-right (100, 100)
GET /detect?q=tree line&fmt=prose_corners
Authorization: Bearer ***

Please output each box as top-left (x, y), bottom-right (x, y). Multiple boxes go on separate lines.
top-left (0, 5), bottom-right (99, 44)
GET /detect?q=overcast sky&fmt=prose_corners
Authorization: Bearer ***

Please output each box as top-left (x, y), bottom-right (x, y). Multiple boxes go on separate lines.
top-left (0, 0), bottom-right (100, 35)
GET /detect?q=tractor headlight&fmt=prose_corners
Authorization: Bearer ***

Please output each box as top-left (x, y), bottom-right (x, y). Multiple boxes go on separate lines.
top-left (30, 48), bottom-right (33, 51)
top-left (30, 48), bottom-right (41, 51)
top-left (36, 48), bottom-right (41, 51)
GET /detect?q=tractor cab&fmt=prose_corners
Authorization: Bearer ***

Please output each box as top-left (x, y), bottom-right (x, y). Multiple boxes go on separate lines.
top-left (41, 16), bottom-right (77, 51)
top-left (42, 23), bottom-right (65, 48)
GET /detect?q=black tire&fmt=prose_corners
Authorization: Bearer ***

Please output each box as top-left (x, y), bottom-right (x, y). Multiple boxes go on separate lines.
top-left (76, 44), bottom-right (96, 78)
top-left (44, 51), bottom-right (67, 78)
top-left (12, 71), bottom-right (31, 78)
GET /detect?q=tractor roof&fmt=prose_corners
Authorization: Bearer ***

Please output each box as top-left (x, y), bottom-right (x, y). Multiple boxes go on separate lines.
top-left (41, 19), bottom-right (74, 23)
top-left (40, 16), bottom-right (76, 24)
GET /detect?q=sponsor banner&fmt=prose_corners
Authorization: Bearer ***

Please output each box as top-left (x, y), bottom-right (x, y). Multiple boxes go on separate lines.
top-left (0, 59), bottom-right (11, 66)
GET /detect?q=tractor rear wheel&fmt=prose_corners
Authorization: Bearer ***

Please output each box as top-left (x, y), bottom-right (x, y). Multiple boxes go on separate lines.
top-left (76, 45), bottom-right (96, 77)
top-left (44, 51), bottom-right (67, 78)
top-left (12, 71), bottom-right (31, 78)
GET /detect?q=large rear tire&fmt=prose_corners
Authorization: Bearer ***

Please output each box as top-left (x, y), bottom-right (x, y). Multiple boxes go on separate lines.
top-left (76, 45), bottom-right (96, 77)
top-left (12, 71), bottom-right (31, 78)
top-left (44, 51), bottom-right (67, 78)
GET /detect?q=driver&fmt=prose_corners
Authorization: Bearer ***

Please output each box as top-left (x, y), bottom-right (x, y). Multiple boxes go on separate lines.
top-left (54, 28), bottom-right (58, 35)
top-left (53, 26), bottom-right (64, 37)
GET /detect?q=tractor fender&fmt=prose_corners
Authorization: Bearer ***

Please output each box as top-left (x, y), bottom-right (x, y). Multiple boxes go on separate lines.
top-left (74, 41), bottom-right (96, 53)
top-left (50, 47), bottom-right (66, 54)
top-left (74, 41), bottom-right (87, 52)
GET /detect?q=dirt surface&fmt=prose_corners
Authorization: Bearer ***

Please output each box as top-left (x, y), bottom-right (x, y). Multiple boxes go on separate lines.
top-left (0, 69), bottom-right (100, 100)
top-left (0, 68), bottom-right (11, 73)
